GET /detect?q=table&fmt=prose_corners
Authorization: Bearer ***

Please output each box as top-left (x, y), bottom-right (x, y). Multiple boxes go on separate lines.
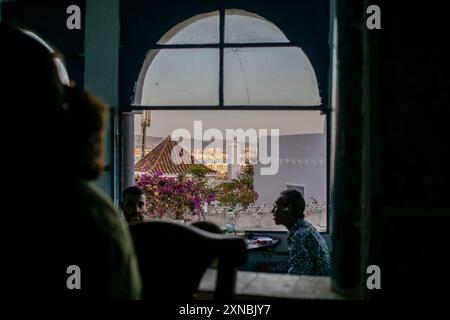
top-left (245, 234), bottom-right (281, 252)
top-left (198, 269), bottom-right (343, 300)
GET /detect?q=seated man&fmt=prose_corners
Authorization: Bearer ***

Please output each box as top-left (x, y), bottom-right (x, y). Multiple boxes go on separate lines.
top-left (271, 190), bottom-right (330, 276)
top-left (122, 186), bottom-right (147, 223)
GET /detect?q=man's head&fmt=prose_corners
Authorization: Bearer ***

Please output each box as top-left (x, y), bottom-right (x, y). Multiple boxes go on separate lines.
top-left (1, 24), bottom-right (66, 178)
top-left (122, 186), bottom-right (147, 223)
top-left (1, 24), bottom-right (64, 113)
top-left (272, 189), bottom-right (305, 228)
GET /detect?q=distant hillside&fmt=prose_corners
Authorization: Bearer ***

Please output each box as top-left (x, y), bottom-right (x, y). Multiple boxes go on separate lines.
top-left (134, 136), bottom-right (164, 161)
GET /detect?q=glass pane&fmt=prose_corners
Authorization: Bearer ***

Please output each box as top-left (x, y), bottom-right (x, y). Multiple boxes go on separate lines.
top-left (139, 49), bottom-right (219, 106)
top-left (225, 9), bottom-right (289, 43)
top-left (157, 11), bottom-right (219, 44)
top-left (132, 110), bottom-right (327, 231)
top-left (224, 47), bottom-right (321, 106)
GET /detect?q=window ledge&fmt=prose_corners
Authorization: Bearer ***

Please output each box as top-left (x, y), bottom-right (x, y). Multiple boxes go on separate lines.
top-left (198, 269), bottom-right (344, 300)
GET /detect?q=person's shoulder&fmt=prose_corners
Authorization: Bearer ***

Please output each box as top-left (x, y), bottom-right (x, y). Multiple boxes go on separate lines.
top-left (302, 221), bottom-right (329, 248)
top-left (83, 180), bottom-right (116, 208)
top-left (75, 179), bottom-right (128, 238)
top-left (293, 219), bottom-right (323, 241)
top-left (74, 179), bottom-right (115, 212)
top-left (292, 218), bottom-right (310, 234)
top-left (301, 219), bottom-right (322, 234)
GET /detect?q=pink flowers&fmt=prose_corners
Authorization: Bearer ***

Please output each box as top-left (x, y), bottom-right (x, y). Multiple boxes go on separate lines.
top-left (136, 172), bottom-right (215, 220)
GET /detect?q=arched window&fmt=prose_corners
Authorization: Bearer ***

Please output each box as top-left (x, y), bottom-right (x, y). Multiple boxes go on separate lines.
top-left (134, 9), bottom-right (321, 107)
top-left (124, 8), bottom-right (329, 232)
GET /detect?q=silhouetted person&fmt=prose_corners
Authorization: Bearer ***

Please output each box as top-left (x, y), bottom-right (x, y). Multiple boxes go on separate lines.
top-left (61, 87), bottom-right (140, 299)
top-left (271, 189), bottom-right (330, 276)
top-left (121, 186), bottom-right (147, 223)
top-left (1, 24), bottom-right (141, 298)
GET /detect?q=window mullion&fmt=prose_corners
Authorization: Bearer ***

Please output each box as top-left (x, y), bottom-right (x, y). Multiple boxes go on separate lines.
top-left (219, 7), bottom-right (225, 108)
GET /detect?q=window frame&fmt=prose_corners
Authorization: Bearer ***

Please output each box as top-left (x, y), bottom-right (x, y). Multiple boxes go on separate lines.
top-left (118, 7), bottom-right (332, 234)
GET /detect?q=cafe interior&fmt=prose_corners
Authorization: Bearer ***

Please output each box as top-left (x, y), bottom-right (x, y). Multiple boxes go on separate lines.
top-left (2, 0), bottom-right (449, 301)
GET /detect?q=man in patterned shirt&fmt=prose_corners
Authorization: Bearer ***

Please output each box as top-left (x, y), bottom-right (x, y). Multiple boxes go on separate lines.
top-left (271, 189), bottom-right (331, 276)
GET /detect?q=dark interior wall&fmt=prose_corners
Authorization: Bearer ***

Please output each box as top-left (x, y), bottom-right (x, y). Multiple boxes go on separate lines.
top-left (372, 1), bottom-right (450, 298)
top-left (1, 0), bottom-right (86, 87)
top-left (121, 0), bottom-right (328, 45)
top-left (377, 3), bottom-right (449, 209)
top-left (335, 0), bottom-right (450, 298)
top-left (119, 0), bottom-right (330, 107)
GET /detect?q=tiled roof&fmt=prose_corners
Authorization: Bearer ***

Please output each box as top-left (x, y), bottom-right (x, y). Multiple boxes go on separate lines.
top-left (135, 136), bottom-right (216, 175)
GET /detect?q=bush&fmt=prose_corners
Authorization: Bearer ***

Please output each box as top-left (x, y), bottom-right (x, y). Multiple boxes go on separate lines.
top-left (136, 170), bottom-right (215, 220)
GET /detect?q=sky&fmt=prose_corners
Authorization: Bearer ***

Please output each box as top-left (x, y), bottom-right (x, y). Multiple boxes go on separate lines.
top-left (133, 11), bottom-right (325, 139)
top-left (134, 110), bottom-right (325, 138)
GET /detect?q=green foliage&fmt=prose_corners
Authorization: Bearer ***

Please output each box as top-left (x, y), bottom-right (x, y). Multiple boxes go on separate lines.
top-left (187, 164), bottom-right (211, 179)
top-left (216, 164), bottom-right (258, 213)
